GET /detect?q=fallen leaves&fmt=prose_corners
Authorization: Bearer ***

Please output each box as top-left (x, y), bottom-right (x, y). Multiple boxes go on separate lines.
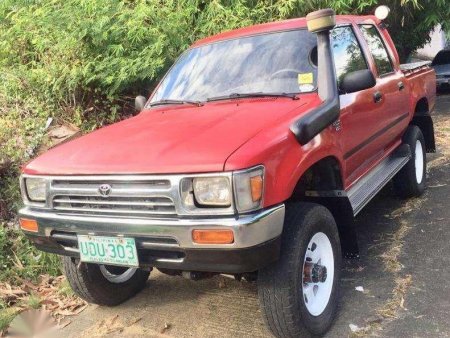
top-left (0, 283), bottom-right (27, 305)
top-left (429, 115), bottom-right (450, 169)
top-left (379, 219), bottom-right (412, 273)
top-left (376, 275), bottom-right (412, 319)
top-left (36, 123), bottom-right (81, 155)
top-left (0, 274), bottom-right (87, 331)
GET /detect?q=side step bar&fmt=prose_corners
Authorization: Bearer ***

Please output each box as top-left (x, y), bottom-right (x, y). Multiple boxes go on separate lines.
top-left (347, 144), bottom-right (411, 216)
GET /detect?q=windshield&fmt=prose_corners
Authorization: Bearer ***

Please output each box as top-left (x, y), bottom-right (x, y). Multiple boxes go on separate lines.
top-left (150, 29), bottom-right (318, 103)
top-left (432, 50), bottom-right (450, 66)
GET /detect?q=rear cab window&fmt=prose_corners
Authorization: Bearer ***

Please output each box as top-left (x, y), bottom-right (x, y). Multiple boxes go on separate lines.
top-left (359, 24), bottom-right (394, 76)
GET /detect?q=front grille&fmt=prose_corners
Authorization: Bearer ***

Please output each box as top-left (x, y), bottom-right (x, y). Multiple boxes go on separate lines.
top-left (52, 195), bottom-right (176, 215)
top-left (50, 179), bottom-right (176, 217)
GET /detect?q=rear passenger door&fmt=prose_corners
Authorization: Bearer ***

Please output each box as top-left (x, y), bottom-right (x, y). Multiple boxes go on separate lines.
top-left (358, 24), bottom-right (410, 156)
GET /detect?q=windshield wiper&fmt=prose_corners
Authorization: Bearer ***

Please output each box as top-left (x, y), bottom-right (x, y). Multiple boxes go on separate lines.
top-left (148, 99), bottom-right (204, 107)
top-left (206, 92), bottom-right (299, 102)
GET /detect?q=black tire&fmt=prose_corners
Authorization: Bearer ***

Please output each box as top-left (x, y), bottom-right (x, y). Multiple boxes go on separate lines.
top-left (63, 257), bottom-right (150, 306)
top-left (393, 125), bottom-right (426, 198)
top-left (258, 202), bottom-right (341, 337)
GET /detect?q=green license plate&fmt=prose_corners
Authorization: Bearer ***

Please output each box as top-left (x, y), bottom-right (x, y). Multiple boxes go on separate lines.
top-left (77, 235), bottom-right (139, 267)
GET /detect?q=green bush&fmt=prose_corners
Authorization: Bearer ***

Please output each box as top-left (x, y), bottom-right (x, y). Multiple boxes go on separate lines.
top-left (0, 224), bottom-right (61, 283)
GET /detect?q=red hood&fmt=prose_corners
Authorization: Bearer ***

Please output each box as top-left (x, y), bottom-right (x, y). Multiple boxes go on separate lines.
top-left (24, 98), bottom-right (309, 175)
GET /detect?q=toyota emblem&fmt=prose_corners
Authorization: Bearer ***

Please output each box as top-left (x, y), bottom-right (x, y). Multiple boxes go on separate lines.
top-left (98, 184), bottom-right (112, 197)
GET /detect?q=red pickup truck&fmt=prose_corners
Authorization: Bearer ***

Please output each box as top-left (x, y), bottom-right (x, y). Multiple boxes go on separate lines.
top-left (19, 8), bottom-right (435, 337)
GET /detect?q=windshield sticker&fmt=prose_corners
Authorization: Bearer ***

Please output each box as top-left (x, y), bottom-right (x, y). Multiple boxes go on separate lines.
top-left (299, 84), bottom-right (315, 92)
top-left (298, 73), bottom-right (313, 85)
top-left (298, 73), bottom-right (314, 92)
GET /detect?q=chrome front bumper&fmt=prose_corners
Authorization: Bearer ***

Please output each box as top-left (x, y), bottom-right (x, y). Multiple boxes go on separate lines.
top-left (19, 204), bottom-right (285, 250)
top-left (19, 204), bottom-right (285, 273)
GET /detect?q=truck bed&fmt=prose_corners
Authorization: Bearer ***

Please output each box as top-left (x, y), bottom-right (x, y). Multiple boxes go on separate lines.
top-left (400, 61), bottom-right (432, 76)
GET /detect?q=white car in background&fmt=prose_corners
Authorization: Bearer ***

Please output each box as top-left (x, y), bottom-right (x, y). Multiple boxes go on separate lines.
top-left (432, 49), bottom-right (450, 89)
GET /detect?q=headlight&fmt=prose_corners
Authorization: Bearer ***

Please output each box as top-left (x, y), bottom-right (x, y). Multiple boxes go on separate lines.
top-left (233, 166), bottom-right (264, 212)
top-left (193, 177), bottom-right (232, 206)
top-left (25, 178), bottom-right (47, 202)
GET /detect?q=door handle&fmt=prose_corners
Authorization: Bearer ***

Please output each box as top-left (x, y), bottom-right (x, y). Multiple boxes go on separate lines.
top-left (373, 91), bottom-right (382, 103)
top-left (398, 81), bottom-right (405, 91)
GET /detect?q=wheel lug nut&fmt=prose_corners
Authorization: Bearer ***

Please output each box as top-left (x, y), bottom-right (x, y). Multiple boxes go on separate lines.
top-left (304, 262), bottom-right (327, 283)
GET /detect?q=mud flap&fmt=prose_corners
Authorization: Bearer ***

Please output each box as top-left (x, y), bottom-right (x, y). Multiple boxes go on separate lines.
top-left (303, 195), bottom-right (360, 259)
top-left (329, 198), bottom-right (360, 259)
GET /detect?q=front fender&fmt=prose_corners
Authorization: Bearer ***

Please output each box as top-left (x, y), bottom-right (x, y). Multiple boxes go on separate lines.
top-left (224, 124), bottom-right (344, 208)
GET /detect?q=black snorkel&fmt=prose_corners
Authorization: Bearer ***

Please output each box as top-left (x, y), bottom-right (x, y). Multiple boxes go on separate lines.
top-left (290, 9), bottom-right (340, 145)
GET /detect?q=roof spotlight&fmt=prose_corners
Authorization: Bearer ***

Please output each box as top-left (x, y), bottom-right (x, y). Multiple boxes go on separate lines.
top-left (375, 5), bottom-right (390, 20)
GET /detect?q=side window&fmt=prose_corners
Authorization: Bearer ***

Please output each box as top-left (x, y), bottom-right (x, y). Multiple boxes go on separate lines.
top-left (359, 24), bottom-right (394, 76)
top-left (331, 26), bottom-right (368, 87)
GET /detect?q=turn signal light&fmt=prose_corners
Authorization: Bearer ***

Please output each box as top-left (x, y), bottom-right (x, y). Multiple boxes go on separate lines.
top-left (250, 175), bottom-right (263, 202)
top-left (192, 229), bottom-right (234, 244)
top-left (19, 218), bottom-right (39, 233)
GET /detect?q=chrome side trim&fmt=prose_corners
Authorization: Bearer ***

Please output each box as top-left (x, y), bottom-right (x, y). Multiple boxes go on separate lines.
top-left (19, 204), bottom-right (285, 249)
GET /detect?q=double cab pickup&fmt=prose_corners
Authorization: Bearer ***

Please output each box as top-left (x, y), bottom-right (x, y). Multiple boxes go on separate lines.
top-left (19, 8), bottom-right (435, 336)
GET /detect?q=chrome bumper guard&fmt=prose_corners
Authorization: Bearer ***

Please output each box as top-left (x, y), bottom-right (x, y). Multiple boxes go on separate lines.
top-left (19, 204), bottom-right (285, 250)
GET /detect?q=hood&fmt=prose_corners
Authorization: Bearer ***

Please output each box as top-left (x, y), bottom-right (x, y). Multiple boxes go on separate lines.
top-left (433, 64), bottom-right (450, 76)
top-left (24, 98), bottom-right (309, 175)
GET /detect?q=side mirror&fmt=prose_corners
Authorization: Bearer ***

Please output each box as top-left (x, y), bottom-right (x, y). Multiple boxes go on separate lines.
top-left (340, 69), bottom-right (376, 94)
top-left (135, 95), bottom-right (147, 112)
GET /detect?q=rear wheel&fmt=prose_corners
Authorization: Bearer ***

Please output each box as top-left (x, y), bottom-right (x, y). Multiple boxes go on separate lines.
top-left (258, 203), bottom-right (341, 337)
top-left (63, 257), bottom-right (150, 306)
top-left (393, 125), bottom-right (426, 198)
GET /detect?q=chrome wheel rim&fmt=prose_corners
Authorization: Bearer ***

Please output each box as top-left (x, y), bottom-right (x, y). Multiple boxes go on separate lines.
top-left (415, 140), bottom-right (424, 184)
top-left (99, 265), bottom-right (137, 284)
top-left (302, 232), bottom-right (334, 316)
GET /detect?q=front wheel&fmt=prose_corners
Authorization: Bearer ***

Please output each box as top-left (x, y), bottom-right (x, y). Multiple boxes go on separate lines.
top-left (63, 257), bottom-right (150, 306)
top-left (258, 203), bottom-right (341, 337)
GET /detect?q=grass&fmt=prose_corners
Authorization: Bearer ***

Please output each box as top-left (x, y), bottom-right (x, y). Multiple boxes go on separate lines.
top-left (0, 307), bottom-right (20, 333)
top-left (58, 280), bottom-right (75, 298)
top-left (0, 225), bottom-right (61, 284)
top-left (26, 294), bottom-right (42, 310)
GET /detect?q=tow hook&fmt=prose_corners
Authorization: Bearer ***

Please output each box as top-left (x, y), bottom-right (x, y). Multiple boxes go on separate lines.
top-left (303, 262), bottom-right (327, 283)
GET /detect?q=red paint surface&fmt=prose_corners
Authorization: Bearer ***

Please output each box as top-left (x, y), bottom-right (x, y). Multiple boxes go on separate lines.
top-left (23, 15), bottom-right (436, 209)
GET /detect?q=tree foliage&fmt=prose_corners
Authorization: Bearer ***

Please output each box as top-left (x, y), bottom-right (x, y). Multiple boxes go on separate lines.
top-left (375, 0), bottom-right (449, 61)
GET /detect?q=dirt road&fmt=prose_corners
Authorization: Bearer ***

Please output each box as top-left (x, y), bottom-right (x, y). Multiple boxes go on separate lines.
top-left (60, 94), bottom-right (450, 338)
